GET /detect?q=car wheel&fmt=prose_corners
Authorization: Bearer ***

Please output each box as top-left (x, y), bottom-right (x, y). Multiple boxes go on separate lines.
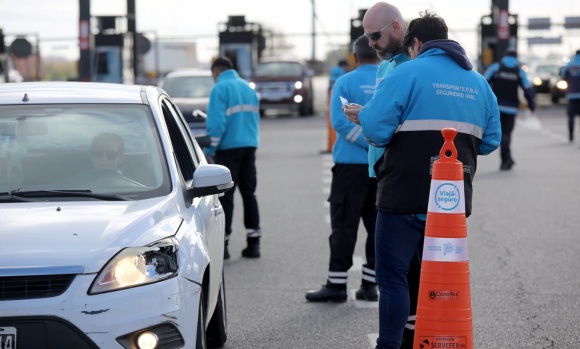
top-left (299, 102), bottom-right (308, 117)
top-left (551, 94), bottom-right (559, 104)
top-left (196, 290), bottom-right (208, 349)
top-left (207, 275), bottom-right (227, 348)
top-left (259, 109), bottom-right (266, 118)
top-left (308, 97), bottom-right (314, 115)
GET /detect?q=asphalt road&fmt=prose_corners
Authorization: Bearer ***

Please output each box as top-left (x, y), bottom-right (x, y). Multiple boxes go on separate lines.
top-left (220, 85), bottom-right (580, 349)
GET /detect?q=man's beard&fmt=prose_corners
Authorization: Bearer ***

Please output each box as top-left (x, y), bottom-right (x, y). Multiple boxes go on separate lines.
top-left (373, 32), bottom-right (402, 60)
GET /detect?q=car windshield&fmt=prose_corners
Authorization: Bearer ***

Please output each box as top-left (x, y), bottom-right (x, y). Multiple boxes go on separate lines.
top-left (0, 104), bottom-right (170, 200)
top-left (254, 62), bottom-right (303, 77)
top-left (162, 75), bottom-right (215, 98)
top-left (535, 65), bottom-right (559, 74)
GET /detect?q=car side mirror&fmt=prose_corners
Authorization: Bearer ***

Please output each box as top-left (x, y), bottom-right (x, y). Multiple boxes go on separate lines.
top-left (188, 164), bottom-right (234, 199)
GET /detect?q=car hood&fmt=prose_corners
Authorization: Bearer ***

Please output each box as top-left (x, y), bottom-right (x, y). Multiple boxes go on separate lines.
top-left (251, 76), bottom-right (303, 83)
top-left (533, 72), bottom-right (553, 79)
top-left (172, 97), bottom-right (209, 112)
top-left (0, 196), bottom-right (183, 273)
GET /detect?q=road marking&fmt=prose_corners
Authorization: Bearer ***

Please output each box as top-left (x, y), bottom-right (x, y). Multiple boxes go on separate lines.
top-left (368, 333), bottom-right (379, 348)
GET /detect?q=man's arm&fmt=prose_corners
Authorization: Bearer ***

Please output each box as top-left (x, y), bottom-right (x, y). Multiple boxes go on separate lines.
top-left (331, 80), bottom-right (369, 150)
top-left (519, 67), bottom-right (536, 112)
top-left (479, 96), bottom-right (502, 155)
top-left (357, 75), bottom-right (402, 147)
top-left (204, 88), bottom-right (227, 157)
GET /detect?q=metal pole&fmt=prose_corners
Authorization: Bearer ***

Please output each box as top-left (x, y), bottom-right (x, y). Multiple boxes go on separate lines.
top-left (311, 0), bottom-right (316, 61)
top-left (127, 0), bottom-right (137, 83)
top-left (492, 0), bottom-right (510, 61)
top-left (78, 0), bottom-right (91, 81)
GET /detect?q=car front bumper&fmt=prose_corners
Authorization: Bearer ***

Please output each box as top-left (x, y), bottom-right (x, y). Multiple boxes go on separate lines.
top-left (0, 274), bottom-right (201, 348)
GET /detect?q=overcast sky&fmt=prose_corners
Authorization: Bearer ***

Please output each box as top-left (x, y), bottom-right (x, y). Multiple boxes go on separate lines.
top-left (1, 0), bottom-right (579, 64)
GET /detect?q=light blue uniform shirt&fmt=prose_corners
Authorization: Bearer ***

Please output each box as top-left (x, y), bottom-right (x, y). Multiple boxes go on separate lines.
top-left (368, 53), bottom-right (410, 177)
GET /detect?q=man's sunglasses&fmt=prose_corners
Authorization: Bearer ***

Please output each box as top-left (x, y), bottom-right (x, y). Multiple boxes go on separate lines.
top-left (364, 21), bottom-right (394, 41)
top-left (92, 149), bottom-right (121, 160)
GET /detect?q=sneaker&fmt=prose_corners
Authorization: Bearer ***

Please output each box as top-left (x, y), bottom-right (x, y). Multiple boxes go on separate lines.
top-left (305, 285), bottom-right (347, 302)
top-left (355, 284), bottom-right (378, 301)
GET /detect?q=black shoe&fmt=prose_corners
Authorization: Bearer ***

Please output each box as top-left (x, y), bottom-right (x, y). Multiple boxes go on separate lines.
top-left (305, 285), bottom-right (347, 302)
top-left (355, 284), bottom-right (378, 301)
top-left (241, 238), bottom-right (260, 258)
top-left (223, 240), bottom-right (230, 260)
top-left (500, 159), bottom-right (515, 171)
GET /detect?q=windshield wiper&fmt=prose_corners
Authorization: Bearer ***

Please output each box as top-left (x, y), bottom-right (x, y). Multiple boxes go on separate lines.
top-left (5, 190), bottom-right (131, 201)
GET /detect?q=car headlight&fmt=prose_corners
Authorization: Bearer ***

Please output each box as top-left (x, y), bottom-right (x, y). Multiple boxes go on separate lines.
top-left (249, 82), bottom-right (256, 89)
top-left (89, 238), bottom-right (179, 294)
top-left (532, 77), bottom-right (543, 86)
top-left (556, 80), bottom-right (568, 90)
top-left (294, 81), bottom-right (303, 89)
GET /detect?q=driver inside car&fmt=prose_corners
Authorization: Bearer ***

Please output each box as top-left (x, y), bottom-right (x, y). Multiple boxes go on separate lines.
top-left (91, 131), bottom-right (124, 174)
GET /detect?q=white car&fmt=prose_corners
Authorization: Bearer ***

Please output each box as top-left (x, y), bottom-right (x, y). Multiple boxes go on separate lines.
top-left (0, 82), bottom-right (231, 349)
top-left (158, 69), bottom-right (214, 141)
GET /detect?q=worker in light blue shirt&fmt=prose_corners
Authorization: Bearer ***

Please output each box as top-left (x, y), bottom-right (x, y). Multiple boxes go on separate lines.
top-left (205, 56), bottom-right (262, 260)
top-left (328, 59), bottom-right (350, 91)
top-left (560, 49), bottom-right (580, 142)
top-left (306, 35), bottom-right (380, 304)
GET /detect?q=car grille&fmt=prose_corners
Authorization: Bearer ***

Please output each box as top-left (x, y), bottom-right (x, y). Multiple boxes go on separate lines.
top-left (0, 274), bottom-right (76, 300)
top-left (259, 82), bottom-right (292, 92)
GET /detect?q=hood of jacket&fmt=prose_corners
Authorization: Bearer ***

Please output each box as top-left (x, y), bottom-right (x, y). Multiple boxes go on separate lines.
top-left (419, 39), bottom-right (473, 70)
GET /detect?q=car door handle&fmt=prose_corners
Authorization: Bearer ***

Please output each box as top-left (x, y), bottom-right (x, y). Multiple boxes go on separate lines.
top-left (212, 206), bottom-right (224, 216)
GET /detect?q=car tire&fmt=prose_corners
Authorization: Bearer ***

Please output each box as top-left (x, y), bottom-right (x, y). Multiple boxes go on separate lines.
top-left (307, 96), bottom-right (314, 115)
top-left (259, 109), bottom-right (266, 118)
top-left (207, 275), bottom-right (227, 348)
top-left (299, 102), bottom-right (309, 117)
top-left (551, 94), bottom-right (559, 104)
top-left (196, 290), bottom-right (208, 349)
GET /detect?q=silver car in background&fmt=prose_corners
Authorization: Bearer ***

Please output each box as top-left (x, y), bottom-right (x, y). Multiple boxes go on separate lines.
top-left (158, 69), bottom-right (214, 140)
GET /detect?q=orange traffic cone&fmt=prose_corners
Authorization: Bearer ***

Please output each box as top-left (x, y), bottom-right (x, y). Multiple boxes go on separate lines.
top-left (414, 128), bottom-right (473, 349)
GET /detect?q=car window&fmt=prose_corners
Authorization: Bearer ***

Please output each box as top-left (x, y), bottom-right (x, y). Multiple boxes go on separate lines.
top-left (162, 76), bottom-right (214, 98)
top-left (160, 98), bottom-right (200, 185)
top-left (0, 104), bottom-right (170, 199)
top-left (254, 62), bottom-right (303, 77)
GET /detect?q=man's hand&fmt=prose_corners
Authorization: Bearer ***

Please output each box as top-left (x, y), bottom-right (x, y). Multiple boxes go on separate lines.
top-left (342, 103), bottom-right (363, 125)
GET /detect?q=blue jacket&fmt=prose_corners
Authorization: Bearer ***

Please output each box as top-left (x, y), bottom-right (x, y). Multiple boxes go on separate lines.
top-left (328, 65), bottom-right (347, 90)
top-left (359, 40), bottom-right (501, 216)
top-left (483, 56), bottom-right (536, 114)
top-left (368, 53), bottom-right (410, 177)
top-left (205, 69), bottom-right (260, 157)
top-left (561, 53), bottom-right (580, 100)
top-left (330, 64), bottom-right (378, 164)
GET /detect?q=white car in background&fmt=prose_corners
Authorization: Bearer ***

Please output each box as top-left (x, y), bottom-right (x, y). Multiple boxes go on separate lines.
top-left (158, 69), bottom-right (214, 142)
top-left (0, 82), bottom-right (231, 349)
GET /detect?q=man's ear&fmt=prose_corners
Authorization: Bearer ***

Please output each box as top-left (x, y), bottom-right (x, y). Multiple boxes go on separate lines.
top-left (414, 38), bottom-right (423, 53)
top-left (392, 20), bottom-right (401, 32)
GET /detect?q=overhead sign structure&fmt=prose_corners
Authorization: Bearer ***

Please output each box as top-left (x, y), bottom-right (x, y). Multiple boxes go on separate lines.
top-left (528, 17), bottom-right (551, 30)
top-left (565, 16), bottom-right (580, 29)
top-left (527, 36), bottom-right (562, 45)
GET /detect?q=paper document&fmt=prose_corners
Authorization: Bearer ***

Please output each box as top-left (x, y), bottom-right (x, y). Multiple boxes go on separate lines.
top-left (339, 96), bottom-right (349, 106)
